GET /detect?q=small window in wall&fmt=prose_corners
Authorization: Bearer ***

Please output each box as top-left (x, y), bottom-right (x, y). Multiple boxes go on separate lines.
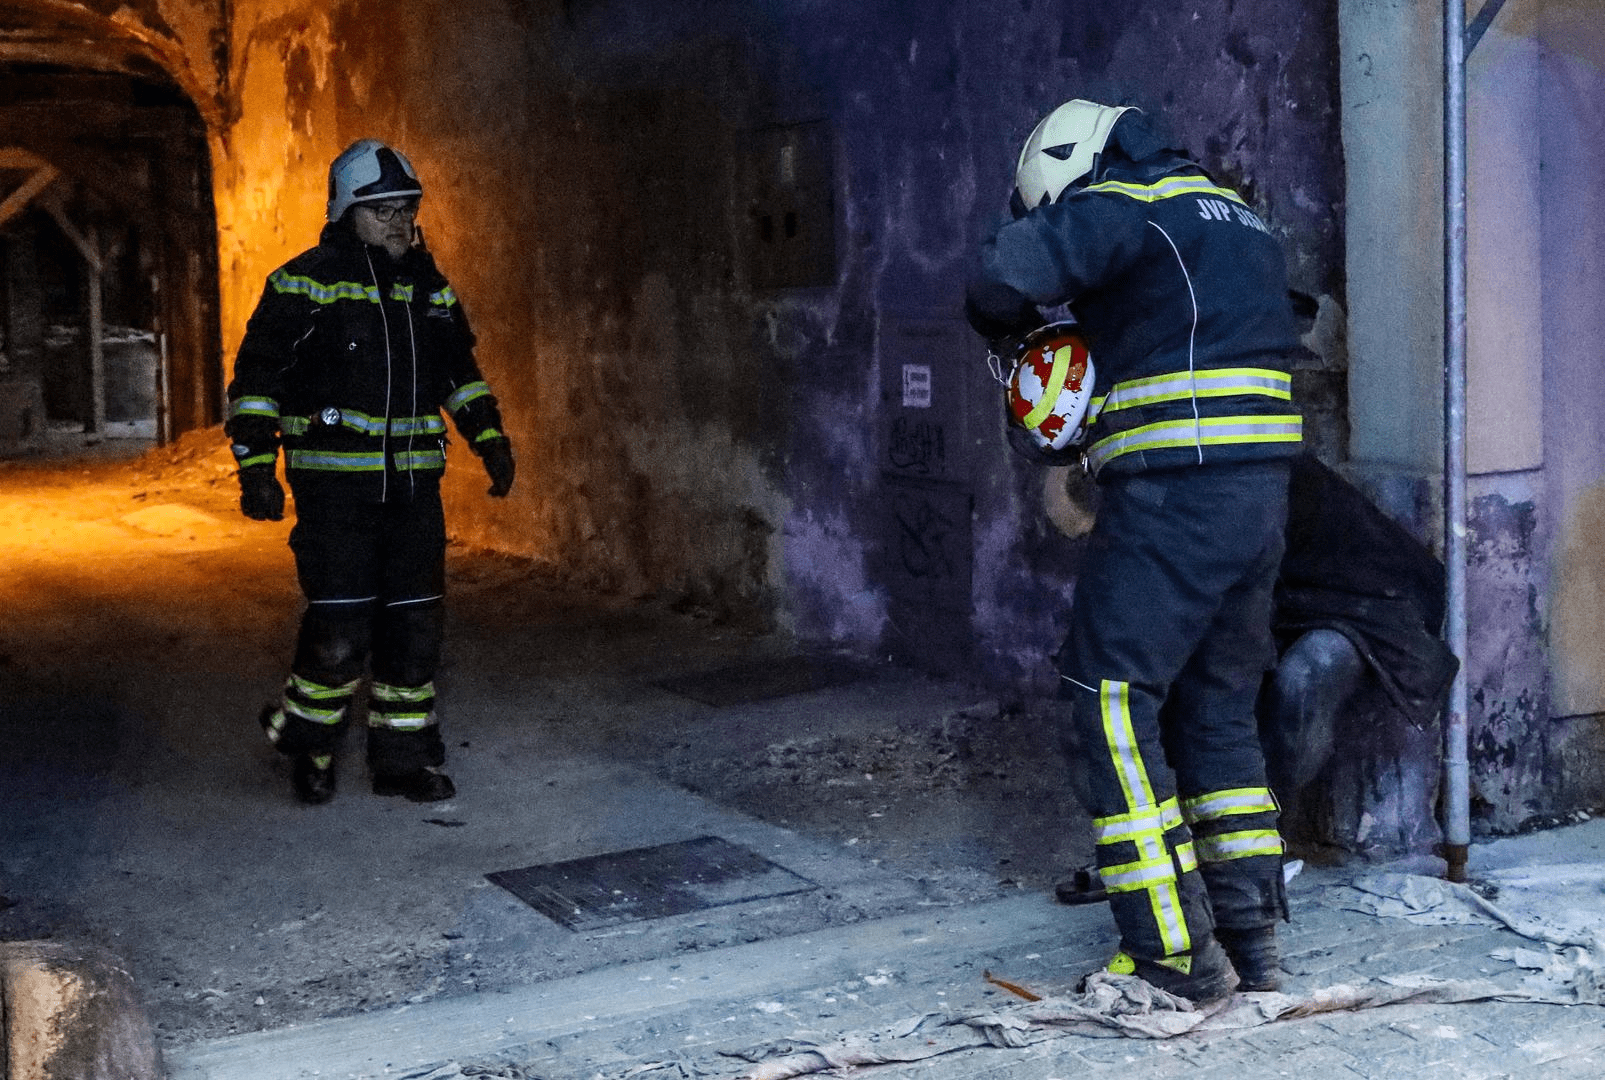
top-left (744, 120), bottom-right (836, 290)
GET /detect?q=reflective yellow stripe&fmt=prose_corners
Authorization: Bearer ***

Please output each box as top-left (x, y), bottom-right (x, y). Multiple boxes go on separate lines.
top-left (289, 674), bottom-right (361, 701)
top-left (1020, 343), bottom-right (1076, 429)
top-left (1093, 797), bottom-right (1183, 843)
top-left (1183, 787), bottom-right (1278, 823)
top-left (1099, 854), bottom-right (1177, 893)
top-left (368, 711), bottom-right (434, 731)
top-left (1083, 175), bottom-right (1249, 204)
top-left (284, 699), bottom-right (347, 726)
top-left (1175, 840), bottom-right (1198, 874)
top-left (1100, 680), bottom-right (1157, 810)
top-left (371, 682), bottom-right (436, 704)
top-left (1096, 679), bottom-right (1190, 954)
top-left (229, 396), bottom-right (279, 419)
top-left (1107, 951), bottom-right (1137, 975)
top-left (1098, 368), bottom-right (1292, 414)
top-left (1195, 830), bottom-right (1285, 862)
top-left (1085, 414), bottom-right (1303, 471)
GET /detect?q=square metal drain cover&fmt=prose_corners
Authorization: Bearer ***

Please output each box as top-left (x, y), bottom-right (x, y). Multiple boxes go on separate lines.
top-left (486, 835), bottom-right (818, 930)
top-left (654, 655), bottom-right (867, 707)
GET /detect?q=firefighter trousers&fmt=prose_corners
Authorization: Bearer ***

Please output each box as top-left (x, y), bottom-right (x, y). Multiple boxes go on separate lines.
top-left (1056, 460), bottom-right (1290, 966)
top-left (260, 480), bottom-right (448, 777)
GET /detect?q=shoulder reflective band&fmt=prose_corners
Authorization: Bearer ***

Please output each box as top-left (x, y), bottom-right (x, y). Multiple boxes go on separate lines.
top-left (1020, 343), bottom-right (1078, 430)
top-left (1194, 829), bottom-right (1285, 863)
top-left (1182, 787), bottom-right (1278, 823)
top-left (229, 396), bottom-right (280, 420)
top-left (1083, 175), bottom-right (1249, 205)
top-left (271, 270), bottom-right (417, 305)
top-left (1085, 414), bottom-right (1303, 472)
top-left (1097, 369), bottom-right (1292, 415)
top-left (445, 381), bottom-right (492, 413)
top-left (430, 286), bottom-right (458, 308)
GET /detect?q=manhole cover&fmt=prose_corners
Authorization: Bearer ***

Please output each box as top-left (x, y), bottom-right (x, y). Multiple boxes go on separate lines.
top-left (654, 655), bottom-right (867, 706)
top-left (487, 835), bottom-right (818, 930)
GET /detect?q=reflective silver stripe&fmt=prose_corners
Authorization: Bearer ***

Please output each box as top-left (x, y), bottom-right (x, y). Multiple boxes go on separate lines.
top-left (1084, 415), bottom-right (1303, 472)
top-left (288, 674), bottom-right (361, 701)
top-left (1084, 175), bottom-right (1249, 204)
top-left (288, 449), bottom-right (385, 472)
top-left (372, 682), bottom-right (435, 704)
top-left (229, 396), bottom-right (279, 419)
top-left (445, 381), bottom-right (491, 412)
top-left (1099, 854), bottom-right (1178, 893)
top-left (1195, 830), bottom-right (1285, 862)
top-left (1100, 681), bottom-right (1157, 811)
top-left (1175, 841), bottom-right (1198, 874)
top-left (1093, 797), bottom-right (1183, 843)
top-left (385, 594), bottom-right (444, 608)
top-left (1098, 368), bottom-right (1293, 414)
top-left (395, 449), bottom-right (446, 470)
top-left (430, 286), bottom-right (458, 307)
top-left (308, 596), bottom-right (379, 606)
top-left (284, 699), bottom-right (347, 726)
top-left (1183, 787), bottom-right (1278, 823)
top-left (368, 710), bottom-right (434, 731)
top-left (284, 412), bottom-right (445, 438)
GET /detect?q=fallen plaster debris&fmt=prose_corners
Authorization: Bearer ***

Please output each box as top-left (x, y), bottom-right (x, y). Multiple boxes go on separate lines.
top-left (720, 969), bottom-right (1603, 1080)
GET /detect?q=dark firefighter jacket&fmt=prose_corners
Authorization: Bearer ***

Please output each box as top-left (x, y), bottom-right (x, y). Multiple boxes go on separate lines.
top-left (225, 223), bottom-right (504, 501)
top-left (966, 152), bottom-right (1303, 478)
top-left (1276, 454), bottom-right (1460, 730)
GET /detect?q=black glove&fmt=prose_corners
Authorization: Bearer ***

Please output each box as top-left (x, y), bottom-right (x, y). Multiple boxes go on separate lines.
top-left (239, 466), bottom-right (286, 521)
top-left (478, 436), bottom-right (515, 497)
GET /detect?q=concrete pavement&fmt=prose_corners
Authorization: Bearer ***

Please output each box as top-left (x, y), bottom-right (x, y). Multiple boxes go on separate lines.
top-left (165, 821), bottom-right (1605, 1080)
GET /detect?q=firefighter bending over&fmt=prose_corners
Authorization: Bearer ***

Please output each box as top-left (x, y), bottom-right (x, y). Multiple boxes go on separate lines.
top-left (966, 101), bottom-right (1303, 1002)
top-left (226, 139), bottom-right (516, 805)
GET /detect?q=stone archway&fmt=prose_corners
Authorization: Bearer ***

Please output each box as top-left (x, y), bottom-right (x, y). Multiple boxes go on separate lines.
top-left (0, 3), bottom-right (225, 449)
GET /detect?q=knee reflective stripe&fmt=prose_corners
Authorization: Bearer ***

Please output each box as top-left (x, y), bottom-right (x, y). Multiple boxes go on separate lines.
top-left (369, 681), bottom-right (436, 731)
top-left (1195, 829), bottom-right (1285, 862)
top-left (284, 673), bottom-right (359, 725)
top-left (1182, 787), bottom-right (1278, 823)
top-left (1183, 786), bottom-right (1283, 863)
top-left (263, 707), bottom-right (288, 746)
top-left (1094, 679), bottom-right (1192, 956)
top-left (289, 673), bottom-right (361, 702)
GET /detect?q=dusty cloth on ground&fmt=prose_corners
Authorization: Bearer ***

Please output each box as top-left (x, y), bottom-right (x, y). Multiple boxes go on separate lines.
top-left (724, 970), bottom-right (1588, 1080)
top-left (1337, 866), bottom-right (1605, 951)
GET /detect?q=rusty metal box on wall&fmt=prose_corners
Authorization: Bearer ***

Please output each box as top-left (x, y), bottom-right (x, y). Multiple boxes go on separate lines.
top-left (742, 121), bottom-right (836, 290)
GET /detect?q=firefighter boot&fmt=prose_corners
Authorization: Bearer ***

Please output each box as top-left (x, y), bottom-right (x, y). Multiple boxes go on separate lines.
top-left (291, 753), bottom-right (336, 805)
top-left (1215, 926), bottom-right (1282, 992)
top-left (371, 768), bottom-right (455, 803)
top-left (1100, 936), bottom-right (1239, 1005)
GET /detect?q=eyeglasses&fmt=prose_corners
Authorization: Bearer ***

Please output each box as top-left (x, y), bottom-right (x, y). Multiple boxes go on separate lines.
top-left (363, 202), bottom-right (419, 223)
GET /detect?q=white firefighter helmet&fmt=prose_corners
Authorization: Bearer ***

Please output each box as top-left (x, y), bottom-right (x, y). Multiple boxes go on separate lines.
top-left (1014, 99), bottom-right (1135, 210)
top-left (326, 139), bottom-right (424, 222)
top-left (1005, 322), bottom-right (1096, 452)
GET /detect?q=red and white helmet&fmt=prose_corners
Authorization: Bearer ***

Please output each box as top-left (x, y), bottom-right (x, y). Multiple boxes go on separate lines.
top-left (1005, 322), bottom-right (1096, 452)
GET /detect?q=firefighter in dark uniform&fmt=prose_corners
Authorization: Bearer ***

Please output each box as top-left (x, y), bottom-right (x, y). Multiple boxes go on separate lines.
top-left (227, 139), bottom-right (515, 806)
top-left (966, 101), bottom-right (1303, 1002)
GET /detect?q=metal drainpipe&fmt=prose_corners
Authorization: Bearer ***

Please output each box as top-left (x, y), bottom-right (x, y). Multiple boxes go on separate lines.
top-left (1442, 0), bottom-right (1471, 884)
